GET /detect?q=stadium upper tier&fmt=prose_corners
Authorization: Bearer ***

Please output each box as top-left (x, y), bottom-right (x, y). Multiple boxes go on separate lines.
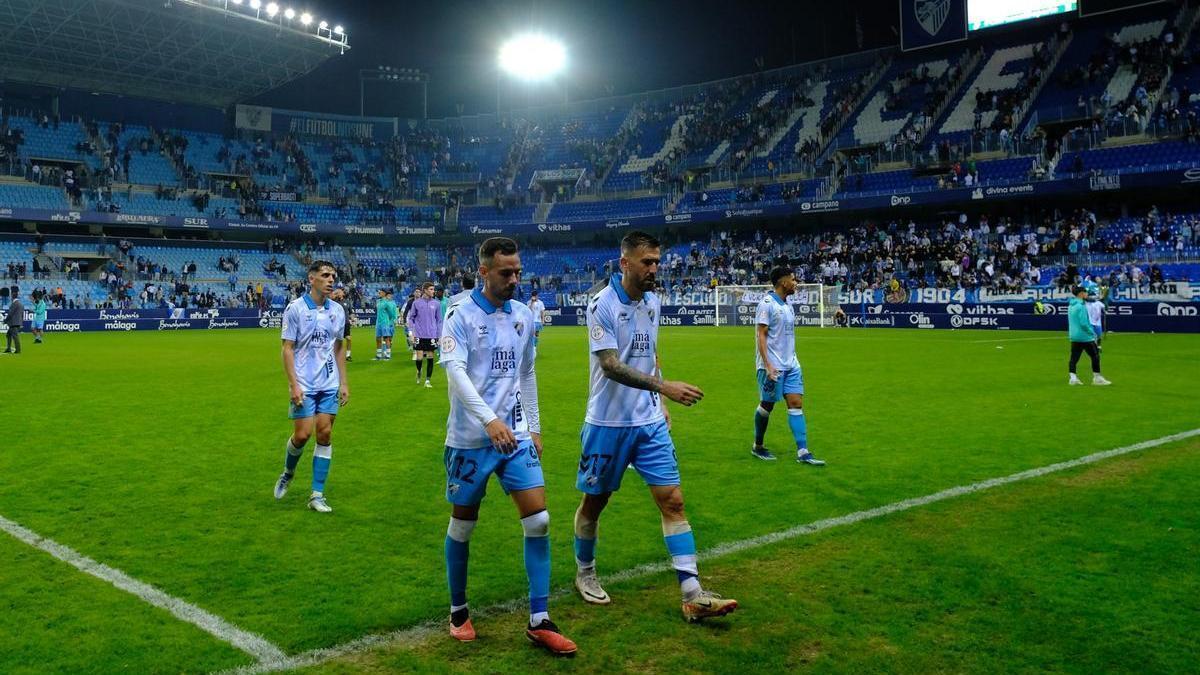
top-left (0, 1), bottom-right (1196, 232)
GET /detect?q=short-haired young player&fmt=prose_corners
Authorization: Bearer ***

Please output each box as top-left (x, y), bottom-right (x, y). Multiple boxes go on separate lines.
top-left (439, 237), bottom-right (576, 654)
top-left (752, 267), bottom-right (825, 465)
top-left (528, 289), bottom-right (546, 347)
top-left (573, 230), bottom-right (738, 623)
top-left (407, 282), bottom-right (442, 387)
top-left (273, 260), bottom-right (350, 513)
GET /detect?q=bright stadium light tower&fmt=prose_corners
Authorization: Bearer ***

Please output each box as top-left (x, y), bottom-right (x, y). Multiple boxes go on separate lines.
top-left (498, 33), bottom-right (566, 83)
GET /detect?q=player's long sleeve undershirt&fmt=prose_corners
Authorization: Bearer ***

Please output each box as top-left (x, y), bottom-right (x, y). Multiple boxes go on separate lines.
top-left (445, 359), bottom-right (499, 428)
top-left (519, 358), bottom-right (541, 434)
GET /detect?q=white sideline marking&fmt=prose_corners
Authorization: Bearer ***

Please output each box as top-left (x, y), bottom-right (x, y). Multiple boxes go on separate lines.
top-left (223, 427), bottom-right (1200, 674)
top-left (0, 514), bottom-right (286, 664)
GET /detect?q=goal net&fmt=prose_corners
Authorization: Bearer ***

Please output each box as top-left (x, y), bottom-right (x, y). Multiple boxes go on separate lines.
top-left (713, 284), bottom-right (839, 327)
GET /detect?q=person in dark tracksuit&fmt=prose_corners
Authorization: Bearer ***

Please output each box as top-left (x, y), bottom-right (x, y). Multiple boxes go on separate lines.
top-left (1067, 286), bottom-right (1111, 386)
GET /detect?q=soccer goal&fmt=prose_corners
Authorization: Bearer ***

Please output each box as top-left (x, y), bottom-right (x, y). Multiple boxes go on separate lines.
top-left (713, 284), bottom-right (839, 327)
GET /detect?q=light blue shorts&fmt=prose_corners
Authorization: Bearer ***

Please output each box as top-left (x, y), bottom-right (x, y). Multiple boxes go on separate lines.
top-left (577, 420), bottom-right (679, 494)
top-left (757, 366), bottom-right (804, 402)
top-left (289, 389), bottom-right (339, 419)
top-left (444, 440), bottom-right (544, 506)
top-left (376, 323), bottom-right (394, 338)
top-left (33, 319), bottom-right (45, 330)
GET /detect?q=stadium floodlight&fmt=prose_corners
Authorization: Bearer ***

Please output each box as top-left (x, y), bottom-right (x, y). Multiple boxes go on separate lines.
top-left (319, 20), bottom-right (328, 29)
top-left (284, 7), bottom-right (295, 20)
top-left (230, 0), bottom-right (243, 4)
top-left (300, 12), bottom-right (312, 25)
top-left (249, 0), bottom-right (260, 8)
top-left (333, 24), bottom-right (344, 34)
top-left (498, 33), bottom-right (567, 82)
top-left (265, 2), bottom-right (278, 17)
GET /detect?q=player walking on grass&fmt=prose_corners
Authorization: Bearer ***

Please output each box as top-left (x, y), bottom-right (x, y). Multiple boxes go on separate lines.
top-left (439, 237), bottom-right (576, 654)
top-left (407, 282), bottom-right (442, 387)
top-left (273, 260), bottom-right (349, 513)
top-left (573, 231), bottom-right (738, 623)
top-left (374, 289), bottom-right (397, 360)
top-left (31, 291), bottom-right (46, 344)
top-left (529, 289), bottom-right (545, 347)
top-left (1068, 285), bottom-right (1111, 387)
top-left (751, 267), bottom-right (825, 465)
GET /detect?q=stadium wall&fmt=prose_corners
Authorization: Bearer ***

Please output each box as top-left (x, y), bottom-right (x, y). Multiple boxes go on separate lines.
top-left (0, 302), bottom-right (1195, 333)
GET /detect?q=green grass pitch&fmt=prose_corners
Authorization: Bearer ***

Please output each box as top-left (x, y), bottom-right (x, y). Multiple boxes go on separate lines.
top-left (1, 326), bottom-right (1197, 673)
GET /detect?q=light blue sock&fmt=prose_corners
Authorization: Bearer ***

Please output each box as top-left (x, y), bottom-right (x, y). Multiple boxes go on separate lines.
top-left (284, 437), bottom-right (303, 474)
top-left (311, 444), bottom-right (332, 492)
top-left (754, 405), bottom-right (771, 446)
top-left (574, 535), bottom-right (596, 567)
top-left (522, 512), bottom-right (552, 624)
top-left (445, 518), bottom-right (475, 609)
top-left (788, 409), bottom-right (808, 451)
top-left (664, 524), bottom-right (701, 597)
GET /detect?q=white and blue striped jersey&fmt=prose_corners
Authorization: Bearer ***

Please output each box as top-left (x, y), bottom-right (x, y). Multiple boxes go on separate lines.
top-left (754, 292), bottom-right (798, 371)
top-left (282, 294), bottom-right (346, 393)
top-left (586, 275), bottom-right (664, 428)
top-left (440, 289), bottom-right (537, 449)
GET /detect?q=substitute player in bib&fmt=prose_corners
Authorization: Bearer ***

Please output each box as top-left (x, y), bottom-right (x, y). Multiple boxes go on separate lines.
top-left (439, 237), bottom-right (576, 654)
top-left (374, 289), bottom-right (398, 360)
top-left (32, 291), bottom-right (47, 344)
top-left (407, 282), bottom-right (442, 387)
top-left (573, 231), bottom-right (737, 622)
top-left (752, 268), bottom-right (825, 465)
top-left (529, 289), bottom-right (545, 347)
top-left (273, 260), bottom-right (349, 513)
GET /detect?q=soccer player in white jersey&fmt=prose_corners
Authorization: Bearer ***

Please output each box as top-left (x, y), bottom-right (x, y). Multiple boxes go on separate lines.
top-left (528, 289), bottom-right (546, 347)
top-left (273, 260), bottom-right (349, 513)
top-left (573, 231), bottom-right (738, 622)
top-left (752, 267), bottom-right (825, 465)
top-left (438, 237), bottom-right (576, 655)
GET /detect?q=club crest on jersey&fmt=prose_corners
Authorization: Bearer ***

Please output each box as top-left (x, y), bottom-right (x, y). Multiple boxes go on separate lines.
top-left (590, 324), bottom-right (605, 341)
top-left (440, 335), bottom-right (457, 353)
top-left (477, 325), bottom-right (489, 337)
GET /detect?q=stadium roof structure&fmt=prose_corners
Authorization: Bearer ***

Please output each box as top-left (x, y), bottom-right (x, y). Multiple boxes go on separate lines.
top-left (0, 0), bottom-right (349, 110)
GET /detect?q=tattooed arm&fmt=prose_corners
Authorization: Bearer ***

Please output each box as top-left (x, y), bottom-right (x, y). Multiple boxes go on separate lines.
top-left (596, 349), bottom-right (703, 405)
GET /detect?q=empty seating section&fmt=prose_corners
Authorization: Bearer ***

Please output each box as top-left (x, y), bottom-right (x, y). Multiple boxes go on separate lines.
top-left (114, 125), bottom-right (181, 185)
top-left (180, 131), bottom-right (235, 174)
top-left (549, 196), bottom-right (663, 221)
top-left (459, 204), bottom-right (536, 226)
top-left (1062, 141), bottom-right (1200, 175)
top-left (5, 115), bottom-right (98, 167)
top-left (0, 240), bottom-right (34, 270)
top-left (0, 184), bottom-right (70, 209)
